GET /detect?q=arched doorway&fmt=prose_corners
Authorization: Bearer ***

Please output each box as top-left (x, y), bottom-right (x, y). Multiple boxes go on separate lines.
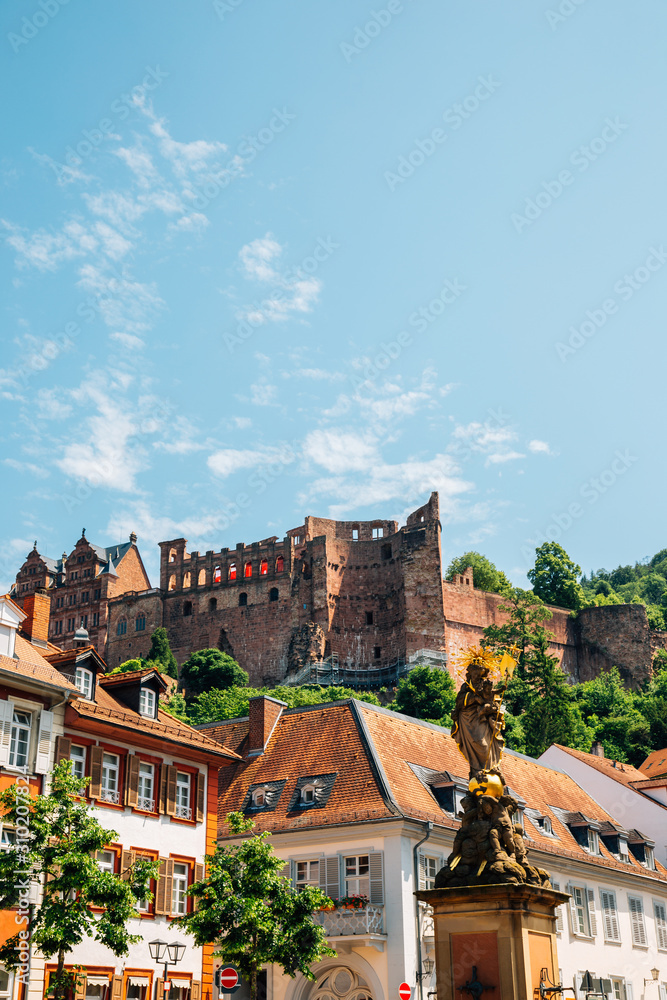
top-left (288, 956), bottom-right (384, 1000)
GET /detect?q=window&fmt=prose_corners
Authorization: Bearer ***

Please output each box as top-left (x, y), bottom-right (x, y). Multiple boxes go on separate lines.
top-left (81, 591), bottom-right (89, 603)
top-left (654, 901), bottom-right (667, 950)
top-left (0, 970), bottom-right (13, 1000)
top-left (56, 597), bottom-right (64, 609)
top-left (365, 611), bottom-right (373, 625)
top-left (587, 828), bottom-right (600, 855)
top-left (1, 827), bottom-right (16, 849)
top-left (139, 689), bottom-right (156, 717)
top-left (94, 588), bottom-right (101, 600)
top-left (600, 889), bottom-right (621, 942)
top-left (628, 895), bottom-right (648, 946)
top-left (228, 563), bottom-right (236, 581)
top-left (183, 571), bottom-right (191, 589)
top-left (295, 860), bottom-right (319, 889)
top-left (168, 575), bottom-right (176, 591)
top-left (301, 784), bottom-right (316, 804)
top-left (74, 667), bottom-right (93, 698)
top-left (92, 612), bottom-right (99, 627)
top-left (276, 555), bottom-right (284, 572)
top-left (372, 526), bottom-right (383, 539)
top-left (81, 614), bottom-right (88, 629)
top-left (352, 528), bottom-right (359, 541)
top-left (54, 620), bottom-right (63, 635)
top-left (374, 646), bottom-right (381, 659)
top-left (244, 562), bottom-right (252, 578)
top-left (420, 855), bottom-right (438, 891)
top-left (260, 559), bottom-right (268, 576)
top-left (252, 788), bottom-right (266, 808)
top-left (345, 855), bottom-right (370, 897)
top-left (67, 618), bottom-right (76, 632)
top-left (68, 594), bottom-right (75, 606)
top-left (117, 619), bottom-right (127, 636)
top-left (70, 744), bottom-right (86, 781)
top-left (610, 980), bottom-right (626, 1000)
top-left (175, 772), bottom-right (192, 819)
top-left (239, 592), bottom-right (247, 607)
top-left (9, 711), bottom-right (31, 768)
top-left (138, 762), bottom-right (155, 811)
top-left (269, 587), bottom-right (279, 602)
top-left (101, 753), bottom-right (120, 804)
top-left (136, 615), bottom-right (146, 631)
top-left (183, 601), bottom-right (192, 617)
top-left (172, 863), bottom-right (189, 915)
top-left (169, 548), bottom-right (177, 563)
top-left (570, 886), bottom-right (591, 936)
top-left (96, 850), bottom-right (116, 874)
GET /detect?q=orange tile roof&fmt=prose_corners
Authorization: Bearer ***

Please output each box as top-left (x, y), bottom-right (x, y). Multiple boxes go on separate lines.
top-left (641, 748), bottom-right (667, 777)
top-left (99, 667), bottom-right (168, 689)
top-left (551, 744), bottom-right (656, 788)
top-left (0, 631), bottom-right (79, 693)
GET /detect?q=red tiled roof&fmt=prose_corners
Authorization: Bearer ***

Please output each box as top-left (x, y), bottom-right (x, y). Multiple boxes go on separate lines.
top-left (551, 744), bottom-right (658, 788)
top-left (99, 667), bottom-right (168, 690)
top-left (641, 748), bottom-right (667, 777)
top-left (0, 649), bottom-right (79, 693)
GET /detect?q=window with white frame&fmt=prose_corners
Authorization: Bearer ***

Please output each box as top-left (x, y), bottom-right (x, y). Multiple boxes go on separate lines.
top-left (137, 762), bottom-right (155, 811)
top-left (96, 850), bottom-right (116, 874)
top-left (344, 855), bottom-right (370, 897)
top-left (101, 753), bottom-right (120, 803)
top-left (570, 885), bottom-right (592, 936)
top-left (610, 979), bottom-right (626, 1000)
top-left (0, 828), bottom-right (16, 850)
top-left (654, 900), bottom-right (667, 951)
top-left (600, 889), bottom-right (621, 942)
top-left (175, 772), bottom-right (192, 819)
top-left (586, 828), bottom-right (600, 855)
top-left (70, 744), bottom-right (86, 781)
top-left (295, 860), bottom-right (320, 889)
top-left (74, 667), bottom-right (93, 699)
top-left (9, 711), bottom-right (31, 768)
top-left (372, 527), bottom-right (383, 538)
top-left (172, 863), bottom-right (189, 915)
top-left (0, 969), bottom-right (13, 1000)
top-left (420, 855), bottom-right (439, 891)
top-left (139, 688), bottom-right (156, 718)
top-left (628, 895), bottom-right (648, 946)
top-left (301, 784), bottom-right (316, 804)
top-left (251, 788), bottom-right (266, 808)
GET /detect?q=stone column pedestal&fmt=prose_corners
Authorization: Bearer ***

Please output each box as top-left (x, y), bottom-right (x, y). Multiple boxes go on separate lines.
top-left (416, 884), bottom-right (570, 1000)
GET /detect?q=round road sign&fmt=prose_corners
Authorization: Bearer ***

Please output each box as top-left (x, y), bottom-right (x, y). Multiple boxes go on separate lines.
top-left (219, 969), bottom-right (240, 993)
top-left (398, 984), bottom-right (412, 1000)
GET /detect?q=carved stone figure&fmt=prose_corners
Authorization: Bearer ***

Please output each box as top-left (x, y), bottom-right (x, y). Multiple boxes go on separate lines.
top-left (451, 659), bottom-right (505, 777)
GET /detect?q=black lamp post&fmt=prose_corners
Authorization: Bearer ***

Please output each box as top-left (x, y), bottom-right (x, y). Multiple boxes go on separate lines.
top-left (416, 957), bottom-right (435, 984)
top-left (149, 940), bottom-right (186, 1000)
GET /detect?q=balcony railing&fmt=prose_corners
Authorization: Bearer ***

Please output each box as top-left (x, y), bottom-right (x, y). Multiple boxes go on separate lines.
top-left (137, 795), bottom-right (154, 812)
top-left (174, 804), bottom-right (192, 820)
top-left (315, 905), bottom-right (384, 936)
top-left (100, 787), bottom-right (119, 804)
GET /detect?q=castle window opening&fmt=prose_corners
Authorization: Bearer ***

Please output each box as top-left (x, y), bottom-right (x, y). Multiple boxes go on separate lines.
top-left (183, 600), bottom-right (193, 617)
top-left (275, 555), bottom-right (284, 573)
top-left (366, 611), bottom-right (374, 625)
top-left (294, 535), bottom-right (302, 545)
top-left (169, 548), bottom-right (177, 563)
top-left (374, 646), bottom-right (381, 659)
top-left (198, 569), bottom-right (206, 586)
top-left (420, 515), bottom-right (424, 522)
top-left (239, 592), bottom-right (248, 607)
top-left (269, 587), bottom-right (279, 602)
top-left (381, 543), bottom-right (392, 560)
top-left (352, 527), bottom-right (359, 540)
top-left (135, 615), bottom-right (146, 632)
top-left (228, 563), bottom-right (237, 581)
top-left (117, 619), bottom-right (127, 636)
top-left (183, 571), bottom-right (191, 589)
top-left (213, 565), bottom-right (222, 584)
top-left (244, 562), bottom-right (252, 578)
top-left (168, 574), bottom-right (176, 591)
top-left (372, 526), bottom-right (383, 539)
top-left (260, 559), bottom-right (268, 576)
top-left (209, 597), bottom-right (217, 612)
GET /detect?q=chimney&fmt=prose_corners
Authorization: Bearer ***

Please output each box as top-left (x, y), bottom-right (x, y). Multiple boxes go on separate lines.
top-left (21, 589), bottom-right (51, 648)
top-left (591, 740), bottom-right (605, 758)
top-left (129, 531), bottom-right (137, 544)
top-left (247, 696), bottom-right (287, 756)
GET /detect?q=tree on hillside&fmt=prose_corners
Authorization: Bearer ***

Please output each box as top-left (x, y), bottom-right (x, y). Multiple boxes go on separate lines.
top-left (183, 684), bottom-right (381, 726)
top-left (145, 627), bottom-right (178, 678)
top-left (176, 812), bottom-right (334, 1000)
top-left (0, 762), bottom-right (157, 1000)
top-left (528, 542), bottom-right (586, 610)
top-left (180, 648), bottom-right (249, 695)
top-left (390, 666), bottom-right (456, 726)
top-left (110, 658), bottom-right (147, 674)
top-left (445, 551), bottom-right (511, 594)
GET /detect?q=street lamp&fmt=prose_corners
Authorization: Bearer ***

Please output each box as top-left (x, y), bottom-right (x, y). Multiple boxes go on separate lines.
top-left (416, 957), bottom-right (435, 984)
top-left (149, 940), bottom-right (186, 1000)
top-left (643, 969), bottom-right (660, 986)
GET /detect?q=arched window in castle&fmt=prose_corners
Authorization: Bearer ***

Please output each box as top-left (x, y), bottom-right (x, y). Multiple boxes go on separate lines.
top-left (198, 569), bottom-right (206, 586)
top-left (168, 574), bottom-right (176, 591)
top-left (239, 592), bottom-right (248, 607)
top-left (169, 548), bottom-right (177, 563)
top-left (275, 555), bottom-right (284, 573)
top-left (117, 619), bottom-right (127, 636)
top-left (372, 525), bottom-right (383, 539)
top-left (260, 559), bottom-right (268, 576)
top-left (244, 562), bottom-right (252, 578)
top-left (183, 600), bottom-right (193, 617)
top-left (213, 565), bottom-right (221, 584)
top-left (269, 588), bottom-right (279, 602)
top-left (352, 526), bottom-right (359, 540)
top-left (183, 571), bottom-right (191, 589)
top-left (209, 597), bottom-right (217, 612)
top-left (135, 615), bottom-right (146, 632)
top-left (228, 563), bottom-right (237, 581)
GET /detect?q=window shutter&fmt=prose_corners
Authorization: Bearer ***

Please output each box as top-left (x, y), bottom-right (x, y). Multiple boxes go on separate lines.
top-left (191, 983), bottom-right (201, 1000)
top-left (156, 980), bottom-right (164, 1000)
top-left (654, 902), bottom-right (667, 950)
top-left (196, 771), bottom-right (205, 823)
top-left (586, 888), bottom-right (597, 936)
top-left (89, 746), bottom-right (103, 799)
top-left (552, 881), bottom-right (564, 933)
top-left (600, 890), bottom-right (620, 942)
top-left (565, 884), bottom-right (578, 934)
top-left (111, 976), bottom-right (123, 1000)
top-left (418, 852), bottom-right (427, 890)
top-left (34, 709), bottom-right (54, 774)
top-left (628, 896), bottom-right (647, 946)
top-left (625, 984), bottom-right (633, 1000)
top-left (369, 851), bottom-right (384, 905)
top-left (280, 861), bottom-right (292, 882)
top-left (121, 850), bottom-right (136, 880)
top-left (55, 735), bottom-right (71, 765)
top-left (165, 766), bottom-right (177, 817)
top-left (159, 766), bottom-right (167, 813)
top-left (319, 855), bottom-right (340, 900)
top-left (0, 700), bottom-right (13, 767)
top-left (125, 755), bottom-right (140, 807)
top-left (155, 858), bottom-right (174, 915)
top-left (74, 973), bottom-right (87, 1000)
top-left (195, 862), bottom-right (205, 883)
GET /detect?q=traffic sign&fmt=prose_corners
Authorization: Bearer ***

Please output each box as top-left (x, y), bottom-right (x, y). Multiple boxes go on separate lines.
top-left (398, 983), bottom-right (412, 1000)
top-left (217, 968), bottom-right (240, 994)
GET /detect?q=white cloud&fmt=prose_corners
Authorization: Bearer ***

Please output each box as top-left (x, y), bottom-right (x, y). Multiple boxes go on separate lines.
top-left (235, 233), bottom-right (322, 325)
top-left (35, 388), bottom-right (72, 421)
top-left (302, 430), bottom-right (379, 474)
top-left (207, 445), bottom-right (295, 478)
top-left (2, 219), bottom-right (90, 271)
top-left (240, 235), bottom-right (282, 282)
top-left (485, 450), bottom-right (525, 466)
top-left (528, 439), bottom-right (553, 455)
top-left (3, 459), bottom-right (49, 479)
top-left (111, 332), bottom-right (145, 350)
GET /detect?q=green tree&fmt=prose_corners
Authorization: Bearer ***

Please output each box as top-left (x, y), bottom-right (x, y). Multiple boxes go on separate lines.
top-left (0, 761), bottom-right (157, 1000)
top-left (162, 690), bottom-right (191, 722)
top-left (180, 649), bottom-right (249, 695)
top-left (389, 665), bottom-right (456, 726)
top-left (185, 684), bottom-right (380, 726)
top-left (445, 551), bottom-right (510, 594)
top-left (145, 627), bottom-right (179, 679)
top-left (110, 658), bottom-right (147, 674)
top-left (528, 542), bottom-right (587, 610)
top-left (176, 812), bottom-right (334, 1000)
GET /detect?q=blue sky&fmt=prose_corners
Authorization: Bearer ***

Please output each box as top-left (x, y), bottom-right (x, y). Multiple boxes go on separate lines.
top-left (1, 0), bottom-right (665, 591)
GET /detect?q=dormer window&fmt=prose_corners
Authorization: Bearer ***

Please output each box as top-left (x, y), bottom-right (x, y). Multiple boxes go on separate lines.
top-left (301, 784), bottom-right (316, 804)
top-left (587, 828), bottom-right (599, 855)
top-left (252, 788), bottom-right (266, 808)
top-left (74, 667), bottom-right (93, 699)
top-left (139, 688), bottom-right (156, 718)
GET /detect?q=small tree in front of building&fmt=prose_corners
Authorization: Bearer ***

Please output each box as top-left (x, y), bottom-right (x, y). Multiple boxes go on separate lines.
top-left (176, 812), bottom-right (335, 1000)
top-left (146, 626), bottom-right (179, 678)
top-left (0, 761), bottom-right (158, 1000)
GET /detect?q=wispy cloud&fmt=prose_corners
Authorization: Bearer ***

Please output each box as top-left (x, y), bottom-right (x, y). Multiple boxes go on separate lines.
top-left (528, 439), bottom-right (554, 455)
top-left (235, 233), bottom-right (322, 324)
